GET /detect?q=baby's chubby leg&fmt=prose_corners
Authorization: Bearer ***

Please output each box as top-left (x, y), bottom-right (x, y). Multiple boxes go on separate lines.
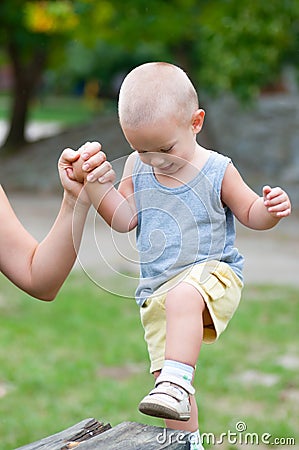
top-left (139, 282), bottom-right (205, 435)
top-left (165, 282), bottom-right (205, 366)
top-left (164, 283), bottom-right (205, 437)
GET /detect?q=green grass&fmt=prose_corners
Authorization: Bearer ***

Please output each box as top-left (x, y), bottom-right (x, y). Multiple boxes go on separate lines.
top-left (28, 97), bottom-right (98, 125)
top-left (0, 274), bottom-right (298, 449)
top-left (0, 94), bottom-right (113, 126)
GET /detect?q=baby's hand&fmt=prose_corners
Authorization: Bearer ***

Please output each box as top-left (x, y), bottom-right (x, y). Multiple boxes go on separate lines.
top-left (263, 185), bottom-right (291, 218)
top-left (74, 141), bottom-right (116, 184)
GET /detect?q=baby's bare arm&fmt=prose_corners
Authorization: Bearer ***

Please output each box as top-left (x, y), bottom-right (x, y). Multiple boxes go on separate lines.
top-left (73, 142), bottom-right (137, 232)
top-left (222, 163), bottom-right (291, 230)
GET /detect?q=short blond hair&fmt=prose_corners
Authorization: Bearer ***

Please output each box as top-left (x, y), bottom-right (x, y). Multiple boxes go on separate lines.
top-left (118, 62), bottom-right (199, 129)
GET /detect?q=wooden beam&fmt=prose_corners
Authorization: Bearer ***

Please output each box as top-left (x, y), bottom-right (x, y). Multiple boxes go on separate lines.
top-left (15, 418), bottom-right (191, 449)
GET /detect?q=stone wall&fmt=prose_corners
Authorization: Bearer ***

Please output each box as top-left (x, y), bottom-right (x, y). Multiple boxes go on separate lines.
top-left (199, 91), bottom-right (299, 208)
top-left (1, 89), bottom-right (298, 209)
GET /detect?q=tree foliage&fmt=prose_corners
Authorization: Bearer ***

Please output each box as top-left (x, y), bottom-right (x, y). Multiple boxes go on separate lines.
top-left (0, 0), bottom-right (81, 151)
top-left (198, 0), bottom-right (299, 98)
top-left (0, 0), bottom-right (299, 152)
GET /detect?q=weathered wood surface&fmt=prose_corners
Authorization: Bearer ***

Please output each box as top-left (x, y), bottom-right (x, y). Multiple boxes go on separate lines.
top-left (15, 418), bottom-right (111, 450)
top-left (15, 418), bottom-right (191, 449)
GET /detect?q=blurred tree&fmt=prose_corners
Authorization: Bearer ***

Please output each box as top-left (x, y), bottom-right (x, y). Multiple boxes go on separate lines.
top-left (0, 0), bottom-right (81, 152)
top-left (198, 0), bottom-right (299, 99)
top-left (88, 0), bottom-right (299, 99)
top-left (0, 1), bottom-right (76, 151)
top-left (0, 0), bottom-right (298, 153)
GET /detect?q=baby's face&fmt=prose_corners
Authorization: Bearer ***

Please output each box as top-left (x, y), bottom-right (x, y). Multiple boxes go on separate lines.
top-left (122, 118), bottom-right (198, 176)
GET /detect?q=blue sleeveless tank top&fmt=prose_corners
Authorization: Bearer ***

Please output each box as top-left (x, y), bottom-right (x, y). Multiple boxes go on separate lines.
top-left (132, 151), bottom-right (244, 306)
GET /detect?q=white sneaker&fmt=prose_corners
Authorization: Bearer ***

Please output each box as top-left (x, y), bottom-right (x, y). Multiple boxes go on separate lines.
top-left (138, 375), bottom-right (195, 421)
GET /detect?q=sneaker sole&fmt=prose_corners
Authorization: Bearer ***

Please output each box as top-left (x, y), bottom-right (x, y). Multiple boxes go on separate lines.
top-left (138, 401), bottom-right (190, 421)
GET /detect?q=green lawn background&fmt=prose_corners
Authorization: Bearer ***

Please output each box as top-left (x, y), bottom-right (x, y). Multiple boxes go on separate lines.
top-left (0, 273), bottom-right (298, 449)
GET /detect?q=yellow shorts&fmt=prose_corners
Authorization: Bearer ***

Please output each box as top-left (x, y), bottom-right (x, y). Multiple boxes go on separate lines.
top-left (140, 260), bottom-right (243, 373)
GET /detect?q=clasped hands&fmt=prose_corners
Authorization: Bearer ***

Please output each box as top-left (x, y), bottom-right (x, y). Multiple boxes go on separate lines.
top-left (66, 141), bottom-right (114, 186)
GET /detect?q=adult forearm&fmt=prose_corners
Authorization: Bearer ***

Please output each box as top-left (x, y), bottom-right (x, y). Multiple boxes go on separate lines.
top-left (29, 194), bottom-right (89, 300)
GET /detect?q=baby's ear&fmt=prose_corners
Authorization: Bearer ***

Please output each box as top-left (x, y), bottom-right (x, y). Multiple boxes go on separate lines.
top-left (191, 109), bottom-right (205, 133)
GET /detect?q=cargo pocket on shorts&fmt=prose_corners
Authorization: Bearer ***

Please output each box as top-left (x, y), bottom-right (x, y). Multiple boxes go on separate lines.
top-left (201, 263), bottom-right (231, 301)
top-left (207, 263), bottom-right (240, 323)
top-left (211, 265), bottom-right (231, 295)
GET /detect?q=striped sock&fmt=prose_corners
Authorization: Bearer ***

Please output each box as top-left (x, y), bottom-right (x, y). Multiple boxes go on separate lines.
top-left (189, 429), bottom-right (204, 449)
top-left (161, 359), bottom-right (194, 386)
